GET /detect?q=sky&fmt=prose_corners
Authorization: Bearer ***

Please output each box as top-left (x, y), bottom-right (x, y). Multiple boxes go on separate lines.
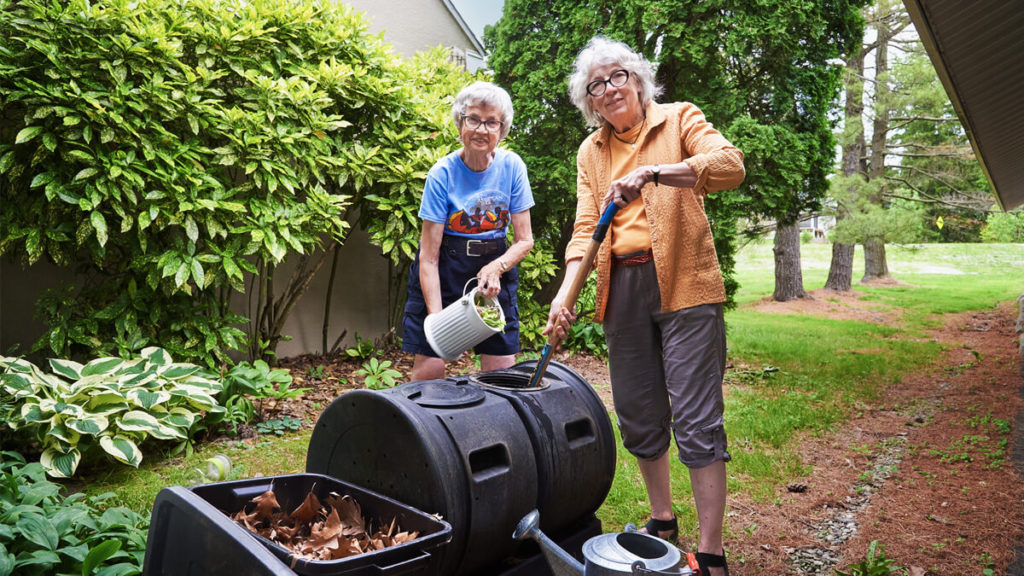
top-left (450, 0), bottom-right (505, 43)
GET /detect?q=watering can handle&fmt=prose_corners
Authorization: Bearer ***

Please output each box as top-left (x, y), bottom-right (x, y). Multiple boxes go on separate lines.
top-left (631, 560), bottom-right (690, 576)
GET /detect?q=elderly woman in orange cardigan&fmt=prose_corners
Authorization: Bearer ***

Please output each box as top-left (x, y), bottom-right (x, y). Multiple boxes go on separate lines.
top-left (544, 36), bottom-right (745, 576)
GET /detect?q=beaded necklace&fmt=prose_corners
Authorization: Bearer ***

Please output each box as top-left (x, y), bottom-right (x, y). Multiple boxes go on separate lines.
top-left (611, 115), bottom-right (646, 149)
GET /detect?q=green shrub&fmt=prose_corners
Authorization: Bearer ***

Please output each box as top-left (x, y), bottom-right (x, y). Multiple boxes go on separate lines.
top-left (0, 0), bottom-right (469, 364)
top-left (0, 451), bottom-right (147, 576)
top-left (834, 540), bottom-right (901, 576)
top-left (356, 357), bottom-right (402, 390)
top-left (514, 240), bottom-right (560, 352)
top-left (980, 208), bottom-right (1024, 243)
top-left (0, 347), bottom-right (222, 477)
top-left (200, 359), bottom-right (305, 438)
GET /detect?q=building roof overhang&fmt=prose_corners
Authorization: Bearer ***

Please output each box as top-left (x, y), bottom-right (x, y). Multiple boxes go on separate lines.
top-left (904, 0), bottom-right (1024, 211)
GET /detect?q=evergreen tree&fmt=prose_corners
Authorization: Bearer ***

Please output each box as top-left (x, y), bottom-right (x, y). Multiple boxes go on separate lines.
top-left (486, 0), bottom-right (867, 305)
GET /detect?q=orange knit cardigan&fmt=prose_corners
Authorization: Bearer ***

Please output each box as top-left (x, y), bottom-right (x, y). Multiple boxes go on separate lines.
top-left (565, 101), bottom-right (745, 323)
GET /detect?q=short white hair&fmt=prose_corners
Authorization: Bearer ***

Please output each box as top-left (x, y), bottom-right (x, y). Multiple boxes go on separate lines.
top-left (568, 36), bottom-right (662, 128)
top-left (452, 81), bottom-right (514, 140)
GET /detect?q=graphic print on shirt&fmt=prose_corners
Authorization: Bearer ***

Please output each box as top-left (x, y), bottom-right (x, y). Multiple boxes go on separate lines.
top-left (446, 192), bottom-right (511, 234)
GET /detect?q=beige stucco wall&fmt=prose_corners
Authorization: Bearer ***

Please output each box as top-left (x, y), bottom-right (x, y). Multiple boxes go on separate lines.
top-left (344, 0), bottom-right (477, 58)
top-left (0, 226), bottom-right (398, 362)
top-left (0, 256), bottom-right (75, 360)
top-left (262, 226), bottom-right (398, 359)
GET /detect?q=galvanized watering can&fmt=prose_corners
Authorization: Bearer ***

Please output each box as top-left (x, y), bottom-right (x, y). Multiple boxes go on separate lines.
top-left (513, 510), bottom-right (700, 576)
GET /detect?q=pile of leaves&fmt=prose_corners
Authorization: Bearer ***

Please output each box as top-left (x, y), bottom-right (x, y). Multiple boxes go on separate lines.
top-left (231, 485), bottom-right (419, 562)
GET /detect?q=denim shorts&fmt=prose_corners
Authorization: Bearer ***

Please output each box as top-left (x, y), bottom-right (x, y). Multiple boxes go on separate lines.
top-left (401, 235), bottom-right (520, 358)
top-left (604, 259), bottom-right (730, 469)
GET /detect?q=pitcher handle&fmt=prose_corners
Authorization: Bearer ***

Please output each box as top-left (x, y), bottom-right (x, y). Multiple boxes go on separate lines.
top-left (631, 560), bottom-right (692, 576)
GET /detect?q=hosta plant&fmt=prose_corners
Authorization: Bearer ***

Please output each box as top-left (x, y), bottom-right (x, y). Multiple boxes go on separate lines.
top-left (0, 347), bottom-right (223, 478)
top-left (0, 451), bottom-right (147, 576)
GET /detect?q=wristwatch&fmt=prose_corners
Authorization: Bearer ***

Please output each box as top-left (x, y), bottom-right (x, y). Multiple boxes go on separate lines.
top-left (498, 258), bottom-right (508, 272)
top-left (651, 164), bottom-right (660, 186)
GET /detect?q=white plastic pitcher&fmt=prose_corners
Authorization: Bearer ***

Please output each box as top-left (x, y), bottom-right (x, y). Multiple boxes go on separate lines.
top-left (424, 278), bottom-right (505, 361)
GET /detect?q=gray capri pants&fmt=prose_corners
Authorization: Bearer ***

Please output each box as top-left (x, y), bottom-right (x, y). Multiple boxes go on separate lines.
top-left (604, 258), bottom-right (730, 468)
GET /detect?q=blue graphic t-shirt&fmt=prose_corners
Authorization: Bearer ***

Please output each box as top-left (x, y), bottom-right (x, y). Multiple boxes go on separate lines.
top-left (419, 148), bottom-right (534, 240)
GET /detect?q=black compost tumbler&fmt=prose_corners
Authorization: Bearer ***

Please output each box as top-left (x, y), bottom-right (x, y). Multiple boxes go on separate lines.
top-left (305, 360), bottom-right (617, 576)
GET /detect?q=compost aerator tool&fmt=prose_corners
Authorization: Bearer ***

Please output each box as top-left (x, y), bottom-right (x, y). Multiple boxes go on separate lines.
top-left (528, 201), bottom-right (622, 388)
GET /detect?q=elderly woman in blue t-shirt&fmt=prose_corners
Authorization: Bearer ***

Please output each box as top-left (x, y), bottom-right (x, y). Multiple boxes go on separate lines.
top-left (402, 81), bottom-right (535, 381)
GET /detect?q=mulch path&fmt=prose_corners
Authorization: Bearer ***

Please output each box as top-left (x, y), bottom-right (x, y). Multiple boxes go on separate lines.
top-left (268, 295), bottom-right (1024, 575)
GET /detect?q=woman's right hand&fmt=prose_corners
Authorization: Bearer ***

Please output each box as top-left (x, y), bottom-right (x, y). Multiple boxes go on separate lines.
top-left (542, 298), bottom-right (577, 350)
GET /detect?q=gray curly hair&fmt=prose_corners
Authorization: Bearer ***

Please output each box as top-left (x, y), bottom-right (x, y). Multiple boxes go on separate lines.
top-left (451, 81), bottom-right (514, 140)
top-left (568, 37), bottom-right (662, 128)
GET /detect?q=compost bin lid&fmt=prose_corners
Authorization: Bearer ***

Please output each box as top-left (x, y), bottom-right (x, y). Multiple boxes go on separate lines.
top-left (402, 379), bottom-right (486, 407)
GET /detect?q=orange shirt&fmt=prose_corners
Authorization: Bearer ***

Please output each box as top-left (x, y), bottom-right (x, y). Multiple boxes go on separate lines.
top-left (607, 121), bottom-right (653, 256)
top-left (566, 102), bottom-right (745, 322)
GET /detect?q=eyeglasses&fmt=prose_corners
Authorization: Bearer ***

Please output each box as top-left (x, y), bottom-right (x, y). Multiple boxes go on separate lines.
top-left (461, 115), bottom-right (504, 133)
top-left (586, 69), bottom-right (630, 97)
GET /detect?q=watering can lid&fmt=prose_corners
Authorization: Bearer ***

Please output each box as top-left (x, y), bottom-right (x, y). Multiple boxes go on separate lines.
top-left (583, 532), bottom-right (683, 573)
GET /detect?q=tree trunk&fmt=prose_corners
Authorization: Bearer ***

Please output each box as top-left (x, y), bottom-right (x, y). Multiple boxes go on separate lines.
top-left (825, 45), bottom-right (867, 292)
top-left (863, 9), bottom-right (896, 282)
top-left (772, 222), bottom-right (808, 302)
top-left (824, 242), bottom-right (855, 292)
top-left (861, 240), bottom-right (890, 282)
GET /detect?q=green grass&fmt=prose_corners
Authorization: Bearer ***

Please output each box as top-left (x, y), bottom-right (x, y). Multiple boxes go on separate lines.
top-left (81, 242), bottom-right (1024, 546)
top-left (81, 433), bottom-right (310, 512)
top-left (595, 241), bottom-right (1022, 536)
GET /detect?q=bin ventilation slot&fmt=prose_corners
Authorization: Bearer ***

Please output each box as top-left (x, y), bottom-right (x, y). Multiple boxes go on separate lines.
top-left (565, 418), bottom-right (594, 448)
top-left (468, 444), bottom-right (510, 482)
top-left (470, 370), bottom-right (548, 391)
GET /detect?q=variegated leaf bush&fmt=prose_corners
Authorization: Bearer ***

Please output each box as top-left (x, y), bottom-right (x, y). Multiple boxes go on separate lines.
top-left (0, 347), bottom-right (223, 478)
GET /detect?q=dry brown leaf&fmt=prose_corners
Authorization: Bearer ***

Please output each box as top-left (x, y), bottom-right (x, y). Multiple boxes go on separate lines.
top-left (332, 495), bottom-right (365, 537)
top-left (311, 508), bottom-right (344, 546)
top-left (249, 489), bottom-right (281, 522)
top-left (392, 530), bottom-right (419, 545)
top-left (289, 488), bottom-right (322, 525)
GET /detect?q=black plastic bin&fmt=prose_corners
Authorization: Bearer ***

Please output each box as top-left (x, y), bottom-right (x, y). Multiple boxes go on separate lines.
top-left (306, 360), bottom-right (615, 576)
top-left (144, 473), bottom-right (452, 576)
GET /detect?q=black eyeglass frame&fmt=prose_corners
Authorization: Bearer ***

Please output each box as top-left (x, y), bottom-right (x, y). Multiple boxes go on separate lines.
top-left (460, 114), bottom-right (505, 133)
top-left (586, 69), bottom-right (631, 97)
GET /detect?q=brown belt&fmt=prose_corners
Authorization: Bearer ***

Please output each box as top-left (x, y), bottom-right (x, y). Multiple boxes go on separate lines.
top-left (614, 249), bottom-right (653, 266)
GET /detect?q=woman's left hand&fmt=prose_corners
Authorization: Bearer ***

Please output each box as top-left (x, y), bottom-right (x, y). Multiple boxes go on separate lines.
top-left (476, 260), bottom-right (503, 299)
top-left (601, 166), bottom-right (649, 211)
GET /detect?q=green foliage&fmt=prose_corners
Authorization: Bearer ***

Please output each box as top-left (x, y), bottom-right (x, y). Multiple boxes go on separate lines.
top-left (487, 0), bottom-right (868, 314)
top-left (834, 541), bottom-right (901, 576)
top-left (0, 451), bottom-right (147, 576)
top-left (981, 208), bottom-right (1024, 242)
top-left (830, 183), bottom-right (929, 246)
top-left (32, 281), bottom-right (246, 367)
top-left (255, 416), bottom-right (302, 436)
top-left (0, 347), bottom-right (222, 477)
top-left (886, 39), bottom-right (992, 239)
top-left (512, 240), bottom-right (560, 351)
top-left (344, 333), bottom-right (377, 361)
top-left (562, 276), bottom-right (608, 356)
top-left (358, 47), bottom-right (475, 266)
top-left (927, 213), bottom-right (984, 243)
top-left (202, 359), bottom-right (303, 436)
top-left (355, 357), bottom-right (402, 390)
top-left (0, 0), bottom-right (471, 364)
top-left (305, 364), bottom-right (327, 380)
